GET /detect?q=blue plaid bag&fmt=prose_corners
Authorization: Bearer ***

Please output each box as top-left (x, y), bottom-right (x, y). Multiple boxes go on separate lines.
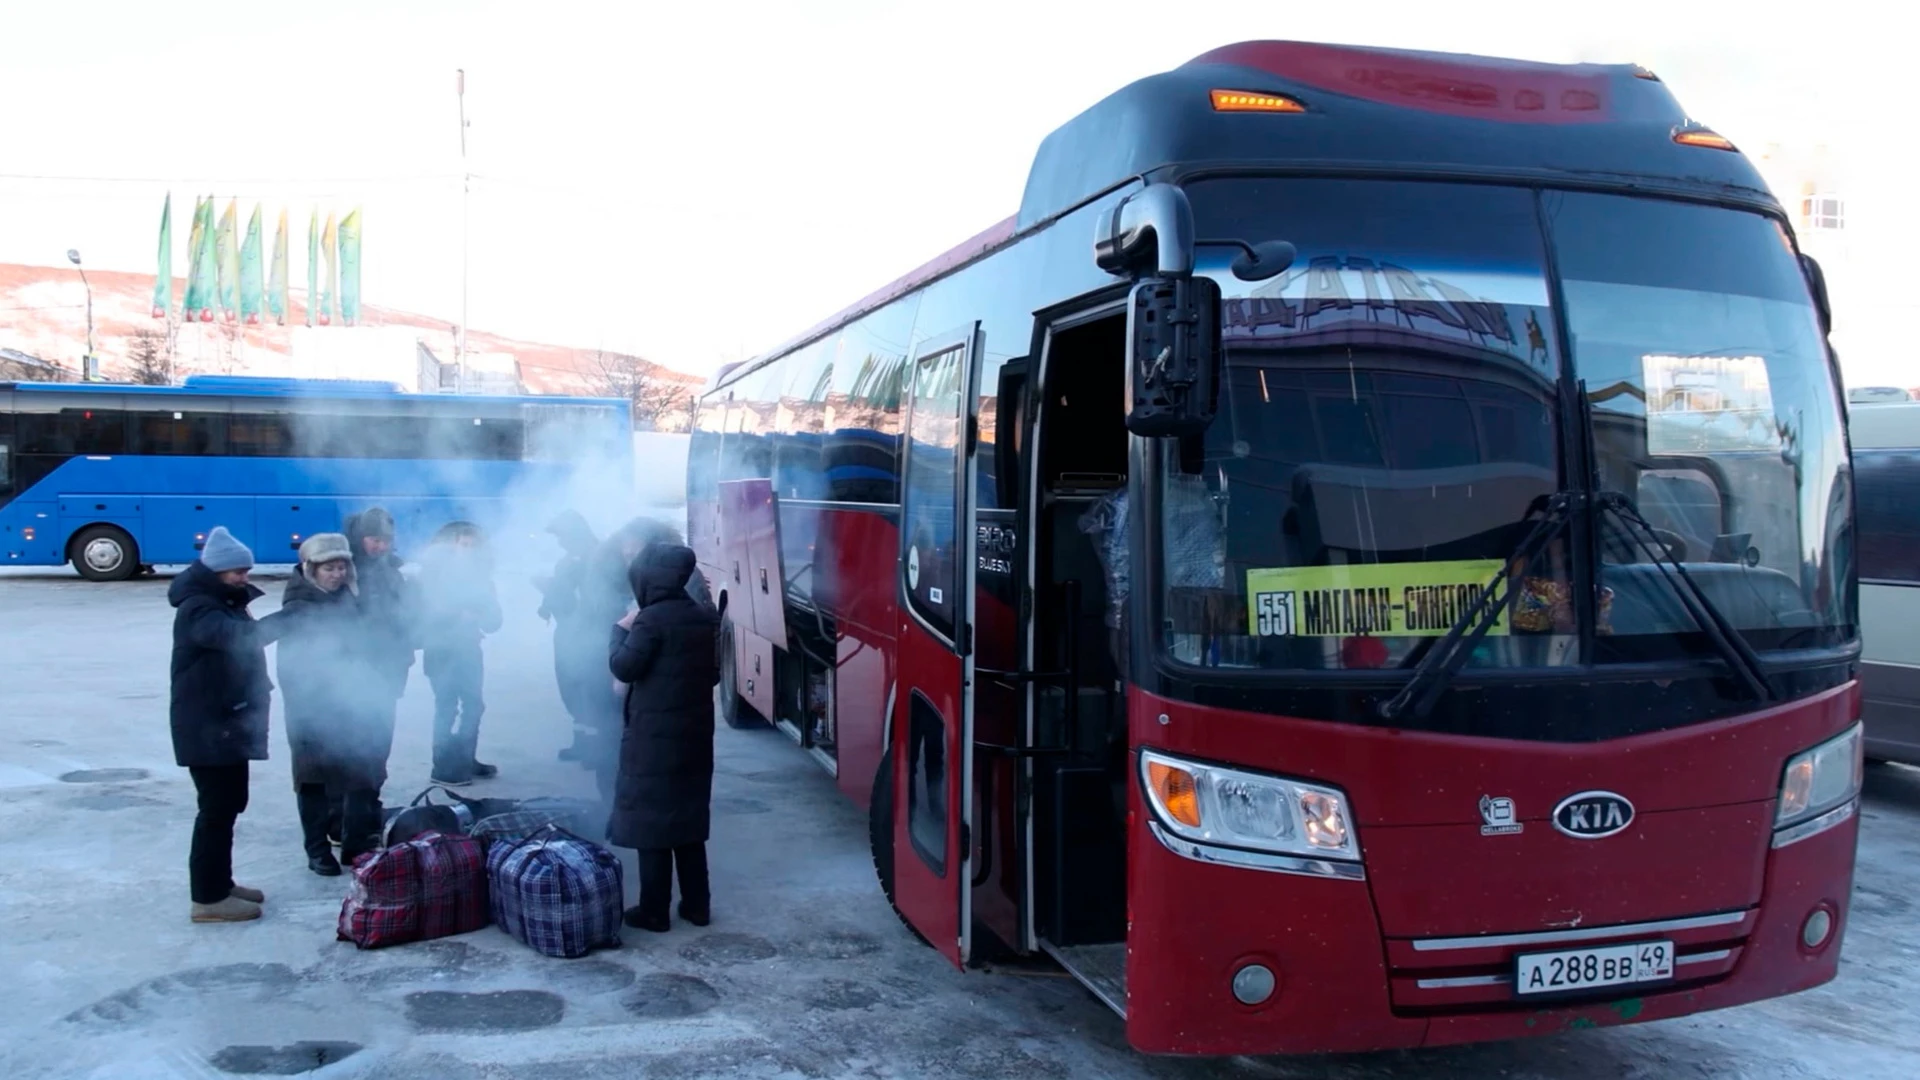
top-left (486, 824), bottom-right (624, 958)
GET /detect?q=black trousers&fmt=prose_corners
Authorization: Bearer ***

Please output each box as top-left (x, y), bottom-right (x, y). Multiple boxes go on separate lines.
top-left (297, 779), bottom-right (383, 863)
top-left (188, 763), bottom-right (250, 905)
top-left (427, 647), bottom-right (485, 780)
top-left (636, 843), bottom-right (709, 920)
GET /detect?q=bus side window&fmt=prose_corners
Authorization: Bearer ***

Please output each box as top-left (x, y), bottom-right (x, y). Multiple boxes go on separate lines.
top-left (228, 414), bottom-right (293, 457)
top-left (17, 409), bottom-right (129, 455)
top-left (132, 411), bottom-right (226, 455)
top-left (1857, 448), bottom-right (1920, 583)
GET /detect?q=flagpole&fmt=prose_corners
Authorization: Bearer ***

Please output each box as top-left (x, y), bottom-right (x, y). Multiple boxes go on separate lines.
top-left (456, 68), bottom-right (470, 393)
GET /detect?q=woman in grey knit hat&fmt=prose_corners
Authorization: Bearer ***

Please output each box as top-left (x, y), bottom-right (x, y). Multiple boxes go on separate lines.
top-left (167, 526), bottom-right (296, 923)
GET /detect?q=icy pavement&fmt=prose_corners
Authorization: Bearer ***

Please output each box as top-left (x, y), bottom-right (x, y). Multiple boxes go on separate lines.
top-left (1, 568), bottom-right (1916, 1079)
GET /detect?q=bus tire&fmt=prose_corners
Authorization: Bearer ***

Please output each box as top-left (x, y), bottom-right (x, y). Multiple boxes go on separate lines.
top-left (869, 747), bottom-right (931, 948)
top-left (71, 525), bottom-right (139, 583)
top-left (718, 623), bottom-right (763, 730)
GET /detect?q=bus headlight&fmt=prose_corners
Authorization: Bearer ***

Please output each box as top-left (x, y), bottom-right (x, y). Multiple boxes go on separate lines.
top-left (1773, 722), bottom-right (1863, 844)
top-left (1140, 749), bottom-right (1359, 862)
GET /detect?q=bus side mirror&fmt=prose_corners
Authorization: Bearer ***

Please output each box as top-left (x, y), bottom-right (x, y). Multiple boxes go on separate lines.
top-left (1124, 275), bottom-right (1222, 440)
top-left (1801, 253), bottom-right (1832, 335)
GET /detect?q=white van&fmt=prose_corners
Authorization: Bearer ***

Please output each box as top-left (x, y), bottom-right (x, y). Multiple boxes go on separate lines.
top-left (1849, 399), bottom-right (1920, 763)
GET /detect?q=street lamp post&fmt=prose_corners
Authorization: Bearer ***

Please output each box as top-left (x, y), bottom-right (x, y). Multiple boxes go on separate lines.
top-left (66, 249), bottom-right (96, 380)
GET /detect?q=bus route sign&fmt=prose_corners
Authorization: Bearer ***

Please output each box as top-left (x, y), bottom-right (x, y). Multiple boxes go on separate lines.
top-left (1246, 560), bottom-right (1507, 638)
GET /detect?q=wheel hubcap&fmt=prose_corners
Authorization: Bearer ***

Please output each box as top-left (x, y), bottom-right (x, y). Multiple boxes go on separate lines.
top-left (84, 538), bottom-right (124, 573)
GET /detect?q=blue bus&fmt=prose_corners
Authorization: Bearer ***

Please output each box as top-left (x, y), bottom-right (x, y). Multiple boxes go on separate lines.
top-left (0, 375), bottom-right (632, 580)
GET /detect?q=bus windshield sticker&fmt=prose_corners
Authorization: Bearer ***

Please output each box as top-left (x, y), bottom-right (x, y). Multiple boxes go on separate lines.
top-left (1246, 560), bottom-right (1507, 638)
top-left (1641, 353), bottom-right (1781, 454)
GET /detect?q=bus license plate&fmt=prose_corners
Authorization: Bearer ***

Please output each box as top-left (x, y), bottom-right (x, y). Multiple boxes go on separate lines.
top-left (1514, 940), bottom-right (1673, 996)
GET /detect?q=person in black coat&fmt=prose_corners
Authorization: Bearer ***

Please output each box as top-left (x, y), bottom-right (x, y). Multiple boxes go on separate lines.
top-left (168, 526), bottom-right (296, 923)
top-left (608, 541), bottom-right (721, 932)
top-left (279, 532), bottom-right (393, 873)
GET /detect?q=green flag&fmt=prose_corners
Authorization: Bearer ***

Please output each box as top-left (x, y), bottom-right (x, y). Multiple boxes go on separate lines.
top-left (338, 208), bottom-right (362, 326)
top-left (215, 199), bottom-right (240, 322)
top-left (319, 211), bottom-right (338, 325)
top-left (240, 205), bottom-right (266, 325)
top-left (183, 196), bottom-right (205, 316)
top-left (189, 197), bottom-right (219, 322)
top-left (268, 208), bottom-right (289, 325)
top-left (152, 193), bottom-right (173, 319)
top-left (306, 208), bottom-right (319, 327)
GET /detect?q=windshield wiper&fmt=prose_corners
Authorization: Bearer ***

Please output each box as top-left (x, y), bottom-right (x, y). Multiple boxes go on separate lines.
top-left (1596, 491), bottom-right (1775, 702)
top-left (1378, 493), bottom-right (1574, 722)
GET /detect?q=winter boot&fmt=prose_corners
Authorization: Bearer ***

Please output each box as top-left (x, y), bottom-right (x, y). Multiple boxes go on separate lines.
top-left (622, 906), bottom-right (671, 933)
top-left (191, 896), bottom-right (263, 923)
top-left (229, 885), bottom-right (266, 904)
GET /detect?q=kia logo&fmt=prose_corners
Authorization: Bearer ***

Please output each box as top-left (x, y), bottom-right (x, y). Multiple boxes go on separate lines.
top-left (1552, 791), bottom-right (1635, 839)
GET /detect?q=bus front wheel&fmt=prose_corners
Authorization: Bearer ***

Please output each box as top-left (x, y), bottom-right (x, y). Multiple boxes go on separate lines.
top-left (71, 526), bottom-right (139, 583)
top-left (718, 624), bottom-right (763, 730)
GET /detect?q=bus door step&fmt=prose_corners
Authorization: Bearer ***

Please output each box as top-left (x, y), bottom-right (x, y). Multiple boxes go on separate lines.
top-left (1042, 941), bottom-right (1127, 1019)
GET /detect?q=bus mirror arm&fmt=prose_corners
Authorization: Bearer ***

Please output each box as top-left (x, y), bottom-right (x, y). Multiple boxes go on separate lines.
top-left (1800, 253), bottom-right (1832, 335)
top-left (1094, 183), bottom-right (1195, 278)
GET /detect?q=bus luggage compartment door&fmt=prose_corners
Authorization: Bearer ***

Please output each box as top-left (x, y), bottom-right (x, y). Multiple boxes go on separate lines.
top-left (144, 497), bottom-right (253, 566)
top-left (256, 499), bottom-right (338, 560)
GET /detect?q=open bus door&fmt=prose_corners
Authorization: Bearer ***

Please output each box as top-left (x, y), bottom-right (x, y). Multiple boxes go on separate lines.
top-left (888, 323), bottom-right (983, 967)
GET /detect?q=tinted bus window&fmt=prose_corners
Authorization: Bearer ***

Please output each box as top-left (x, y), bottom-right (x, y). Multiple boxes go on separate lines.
top-left (688, 396), bottom-right (727, 500)
top-left (228, 414), bottom-right (293, 456)
top-left (902, 341), bottom-right (966, 639)
top-left (1856, 448), bottom-right (1920, 583)
top-left (132, 410), bottom-right (226, 455)
top-left (1546, 190), bottom-right (1852, 652)
top-left (18, 409), bottom-right (130, 455)
top-left (827, 305), bottom-right (916, 504)
top-left (719, 366), bottom-right (776, 482)
top-left (1175, 178), bottom-right (1563, 672)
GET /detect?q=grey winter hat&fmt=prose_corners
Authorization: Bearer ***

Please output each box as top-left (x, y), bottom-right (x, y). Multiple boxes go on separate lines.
top-left (298, 532), bottom-right (353, 568)
top-left (199, 526), bottom-right (254, 573)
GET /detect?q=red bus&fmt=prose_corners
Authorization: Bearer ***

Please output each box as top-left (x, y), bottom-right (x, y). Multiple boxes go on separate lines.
top-left (685, 40), bottom-right (1861, 1055)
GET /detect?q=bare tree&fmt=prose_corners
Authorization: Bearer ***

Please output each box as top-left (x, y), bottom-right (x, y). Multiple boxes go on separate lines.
top-left (128, 329), bottom-right (173, 385)
top-left (592, 349), bottom-right (696, 431)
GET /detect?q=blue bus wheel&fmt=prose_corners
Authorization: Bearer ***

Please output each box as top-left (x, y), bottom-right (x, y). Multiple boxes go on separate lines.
top-left (71, 525), bottom-right (139, 583)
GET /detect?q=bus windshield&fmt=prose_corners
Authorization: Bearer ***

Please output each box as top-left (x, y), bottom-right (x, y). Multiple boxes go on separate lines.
top-left (1161, 178), bottom-right (1852, 674)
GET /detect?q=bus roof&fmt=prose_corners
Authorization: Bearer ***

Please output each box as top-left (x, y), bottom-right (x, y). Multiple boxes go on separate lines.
top-left (1021, 40), bottom-right (1774, 229)
top-left (0, 374), bottom-right (625, 410)
top-left (720, 39), bottom-right (1778, 389)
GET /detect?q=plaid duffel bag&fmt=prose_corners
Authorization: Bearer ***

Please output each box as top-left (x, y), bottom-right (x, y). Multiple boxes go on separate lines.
top-left (470, 797), bottom-right (603, 844)
top-left (337, 830), bottom-right (490, 949)
top-left (487, 825), bottom-right (623, 959)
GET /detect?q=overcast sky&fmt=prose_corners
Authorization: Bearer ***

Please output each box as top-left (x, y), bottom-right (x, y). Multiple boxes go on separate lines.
top-left (0, 1), bottom-right (1900, 378)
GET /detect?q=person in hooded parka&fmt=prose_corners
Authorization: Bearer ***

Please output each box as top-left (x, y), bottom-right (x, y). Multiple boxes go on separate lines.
top-left (608, 541), bottom-right (722, 932)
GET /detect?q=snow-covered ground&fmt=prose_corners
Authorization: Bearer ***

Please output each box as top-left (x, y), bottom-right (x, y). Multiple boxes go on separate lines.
top-left (1, 568), bottom-right (1915, 1079)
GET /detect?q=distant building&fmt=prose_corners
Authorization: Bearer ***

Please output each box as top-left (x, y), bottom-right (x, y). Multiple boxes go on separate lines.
top-left (1754, 141), bottom-right (1914, 390)
top-left (0, 347), bottom-right (75, 382)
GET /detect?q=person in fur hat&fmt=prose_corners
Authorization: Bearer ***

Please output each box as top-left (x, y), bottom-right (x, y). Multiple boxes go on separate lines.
top-left (277, 532), bottom-right (390, 873)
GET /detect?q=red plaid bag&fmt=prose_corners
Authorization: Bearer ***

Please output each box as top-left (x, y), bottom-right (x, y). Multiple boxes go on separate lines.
top-left (337, 830), bottom-right (489, 949)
